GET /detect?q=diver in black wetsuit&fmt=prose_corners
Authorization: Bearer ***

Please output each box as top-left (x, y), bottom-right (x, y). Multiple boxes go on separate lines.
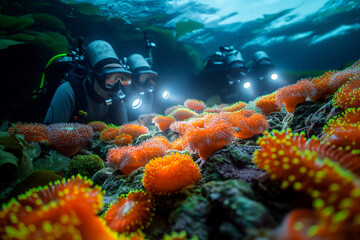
top-left (43, 40), bottom-right (132, 125)
top-left (124, 53), bottom-right (158, 121)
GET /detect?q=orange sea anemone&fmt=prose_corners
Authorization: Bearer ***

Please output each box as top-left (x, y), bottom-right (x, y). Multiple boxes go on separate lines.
top-left (275, 78), bottom-right (316, 113)
top-left (221, 101), bottom-right (247, 112)
top-left (310, 71), bottom-right (337, 101)
top-left (8, 123), bottom-right (49, 143)
top-left (107, 136), bottom-right (171, 175)
top-left (170, 137), bottom-right (188, 151)
top-left (100, 126), bottom-right (121, 141)
top-left (114, 134), bottom-right (133, 146)
top-left (322, 107), bottom-right (360, 151)
top-left (0, 175), bottom-right (118, 240)
top-left (183, 116), bottom-right (235, 159)
top-left (165, 105), bottom-right (183, 116)
top-left (88, 121), bottom-right (108, 133)
top-left (119, 123), bottom-right (149, 139)
top-left (255, 92), bottom-right (281, 115)
top-left (333, 75), bottom-right (360, 109)
top-left (203, 104), bottom-right (228, 113)
top-left (170, 117), bottom-right (205, 136)
top-left (103, 190), bottom-right (154, 234)
top-left (137, 113), bottom-right (157, 125)
top-left (152, 115), bottom-right (176, 131)
top-left (142, 152), bottom-right (201, 195)
top-left (170, 108), bottom-right (199, 121)
top-left (184, 99), bottom-right (206, 112)
top-left (48, 123), bottom-right (94, 156)
top-left (328, 63), bottom-right (360, 94)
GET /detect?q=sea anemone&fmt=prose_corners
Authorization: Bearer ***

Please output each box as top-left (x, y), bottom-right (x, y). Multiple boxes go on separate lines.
top-left (47, 123), bottom-right (94, 156)
top-left (114, 134), bottom-right (133, 146)
top-left (322, 107), bottom-right (360, 151)
top-left (310, 71), bottom-right (337, 101)
top-left (170, 118), bottom-right (205, 136)
top-left (203, 104), bottom-right (228, 114)
top-left (275, 78), bottom-right (316, 113)
top-left (119, 123), bottom-right (149, 139)
top-left (107, 136), bottom-right (171, 175)
top-left (152, 115), bottom-right (176, 131)
top-left (170, 108), bottom-right (199, 121)
top-left (142, 152), bottom-right (201, 195)
top-left (255, 92), bottom-right (281, 115)
top-left (221, 101), bottom-right (247, 112)
top-left (100, 126), bottom-right (121, 142)
top-left (164, 105), bottom-right (183, 116)
top-left (333, 75), bottom-right (360, 109)
top-left (103, 190), bottom-right (154, 234)
top-left (87, 121), bottom-right (108, 133)
top-left (183, 116), bottom-right (235, 160)
top-left (0, 175), bottom-right (118, 240)
top-left (184, 99), bottom-right (206, 112)
top-left (8, 123), bottom-right (49, 143)
top-left (253, 129), bottom-right (360, 238)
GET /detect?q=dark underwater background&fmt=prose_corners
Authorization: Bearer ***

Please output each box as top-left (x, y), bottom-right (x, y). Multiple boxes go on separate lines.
top-left (0, 0), bottom-right (359, 122)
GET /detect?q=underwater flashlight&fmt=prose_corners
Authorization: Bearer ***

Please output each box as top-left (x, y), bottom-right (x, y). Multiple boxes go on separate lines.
top-left (243, 81), bottom-right (251, 88)
top-left (271, 73), bottom-right (278, 80)
top-left (131, 98), bottom-right (142, 109)
top-left (162, 90), bottom-right (170, 100)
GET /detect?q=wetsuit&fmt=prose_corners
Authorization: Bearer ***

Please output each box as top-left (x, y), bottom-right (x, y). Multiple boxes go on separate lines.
top-left (44, 78), bottom-right (128, 125)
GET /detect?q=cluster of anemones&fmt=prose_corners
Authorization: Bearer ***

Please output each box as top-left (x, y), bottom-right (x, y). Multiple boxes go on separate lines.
top-left (9, 122), bottom-right (94, 156)
top-left (252, 128), bottom-right (360, 239)
top-left (0, 175), bottom-right (119, 240)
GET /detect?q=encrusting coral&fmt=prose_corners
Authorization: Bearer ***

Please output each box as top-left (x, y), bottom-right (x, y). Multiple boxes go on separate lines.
top-left (103, 190), bottom-right (155, 234)
top-left (0, 175), bottom-right (118, 240)
top-left (142, 152), bottom-right (201, 195)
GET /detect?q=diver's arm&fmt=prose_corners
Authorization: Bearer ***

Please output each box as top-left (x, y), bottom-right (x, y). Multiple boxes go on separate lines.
top-left (43, 82), bottom-right (75, 124)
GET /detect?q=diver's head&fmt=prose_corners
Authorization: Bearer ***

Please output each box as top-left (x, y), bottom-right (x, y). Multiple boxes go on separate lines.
top-left (126, 54), bottom-right (157, 91)
top-left (84, 40), bottom-right (132, 93)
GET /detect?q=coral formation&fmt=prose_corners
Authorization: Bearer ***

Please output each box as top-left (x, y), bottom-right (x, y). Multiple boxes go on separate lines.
top-left (103, 190), bottom-right (154, 234)
top-left (142, 152), bottom-right (201, 195)
top-left (47, 123), bottom-right (94, 156)
top-left (8, 123), bottom-right (49, 143)
top-left (67, 154), bottom-right (105, 178)
top-left (255, 92), bottom-right (281, 115)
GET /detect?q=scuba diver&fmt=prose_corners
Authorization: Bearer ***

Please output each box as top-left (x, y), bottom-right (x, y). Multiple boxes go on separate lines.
top-left (124, 53), bottom-right (158, 121)
top-left (197, 45), bottom-right (277, 103)
top-left (43, 40), bottom-right (132, 125)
